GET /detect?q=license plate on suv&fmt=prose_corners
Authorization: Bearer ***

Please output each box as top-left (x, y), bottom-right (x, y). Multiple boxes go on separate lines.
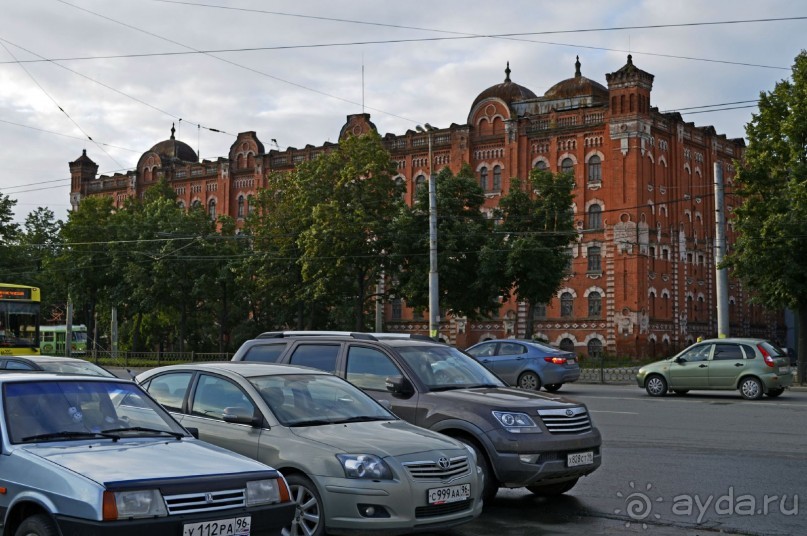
top-left (567, 451), bottom-right (594, 467)
top-left (428, 483), bottom-right (471, 504)
top-left (183, 516), bottom-right (251, 536)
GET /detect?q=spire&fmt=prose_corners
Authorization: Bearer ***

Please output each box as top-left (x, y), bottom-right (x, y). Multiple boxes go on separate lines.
top-left (575, 55), bottom-right (581, 77)
top-left (170, 122), bottom-right (176, 140)
top-left (504, 61), bottom-right (511, 82)
top-left (627, 54), bottom-right (633, 66)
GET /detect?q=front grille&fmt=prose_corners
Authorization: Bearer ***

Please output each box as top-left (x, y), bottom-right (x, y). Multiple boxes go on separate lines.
top-left (537, 407), bottom-right (592, 434)
top-left (403, 456), bottom-right (470, 481)
top-left (415, 499), bottom-right (473, 518)
top-left (164, 488), bottom-right (246, 515)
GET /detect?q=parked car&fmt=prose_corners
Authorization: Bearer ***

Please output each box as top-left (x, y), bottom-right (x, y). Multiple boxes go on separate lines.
top-left (465, 338), bottom-right (580, 392)
top-left (636, 338), bottom-right (794, 400)
top-left (136, 362), bottom-right (483, 536)
top-left (232, 332), bottom-right (602, 502)
top-left (0, 355), bottom-right (115, 377)
top-left (0, 373), bottom-right (294, 536)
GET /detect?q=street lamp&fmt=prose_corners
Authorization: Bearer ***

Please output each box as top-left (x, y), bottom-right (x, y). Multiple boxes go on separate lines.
top-left (416, 123), bottom-right (439, 339)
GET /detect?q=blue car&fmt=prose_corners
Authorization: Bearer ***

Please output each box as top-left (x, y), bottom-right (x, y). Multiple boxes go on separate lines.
top-left (465, 339), bottom-right (580, 392)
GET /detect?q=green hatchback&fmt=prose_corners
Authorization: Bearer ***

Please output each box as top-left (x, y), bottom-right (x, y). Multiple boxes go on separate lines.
top-left (636, 338), bottom-right (794, 400)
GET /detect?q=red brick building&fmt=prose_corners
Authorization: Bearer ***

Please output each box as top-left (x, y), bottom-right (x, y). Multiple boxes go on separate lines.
top-left (69, 55), bottom-right (783, 357)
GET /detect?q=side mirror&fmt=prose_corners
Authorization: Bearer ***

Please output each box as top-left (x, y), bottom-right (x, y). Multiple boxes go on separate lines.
top-left (385, 375), bottom-right (415, 397)
top-left (674, 357), bottom-right (685, 364)
top-left (222, 406), bottom-right (261, 427)
top-left (185, 426), bottom-right (200, 439)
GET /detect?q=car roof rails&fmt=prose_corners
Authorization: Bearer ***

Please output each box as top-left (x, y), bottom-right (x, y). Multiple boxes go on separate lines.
top-left (256, 331), bottom-right (378, 340)
top-left (369, 333), bottom-right (435, 341)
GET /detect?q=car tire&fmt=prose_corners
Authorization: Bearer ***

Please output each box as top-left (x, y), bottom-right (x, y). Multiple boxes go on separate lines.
top-left (672, 389), bottom-right (689, 395)
top-left (284, 474), bottom-right (324, 536)
top-left (739, 377), bottom-right (764, 400)
top-left (544, 383), bottom-right (562, 392)
top-left (645, 374), bottom-right (668, 397)
top-left (518, 371), bottom-right (542, 391)
top-left (15, 514), bottom-right (58, 536)
top-left (526, 477), bottom-right (579, 496)
top-left (766, 388), bottom-right (785, 398)
top-left (458, 438), bottom-right (498, 504)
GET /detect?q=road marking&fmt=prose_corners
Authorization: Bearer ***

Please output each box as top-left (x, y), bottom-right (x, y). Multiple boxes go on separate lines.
top-left (589, 410), bottom-right (639, 415)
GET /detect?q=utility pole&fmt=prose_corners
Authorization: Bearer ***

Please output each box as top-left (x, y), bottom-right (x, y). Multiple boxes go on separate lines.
top-left (714, 161), bottom-right (729, 338)
top-left (416, 124), bottom-right (439, 339)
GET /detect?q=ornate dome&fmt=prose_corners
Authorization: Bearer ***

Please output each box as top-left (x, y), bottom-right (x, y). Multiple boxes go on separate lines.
top-left (544, 56), bottom-right (608, 100)
top-left (148, 124), bottom-right (198, 163)
top-left (471, 62), bottom-right (538, 110)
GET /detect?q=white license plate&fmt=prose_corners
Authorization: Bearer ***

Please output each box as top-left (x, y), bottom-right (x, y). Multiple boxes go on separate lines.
top-left (780, 366), bottom-right (791, 374)
top-left (183, 516), bottom-right (251, 536)
top-left (428, 483), bottom-right (471, 505)
top-left (568, 358), bottom-right (576, 364)
top-left (567, 451), bottom-right (594, 467)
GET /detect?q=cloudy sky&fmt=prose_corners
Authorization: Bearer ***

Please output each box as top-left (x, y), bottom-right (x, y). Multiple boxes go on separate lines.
top-left (1, 0), bottom-right (804, 225)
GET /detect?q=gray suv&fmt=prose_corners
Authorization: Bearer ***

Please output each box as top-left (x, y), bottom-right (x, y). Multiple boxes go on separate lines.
top-left (232, 332), bottom-right (602, 501)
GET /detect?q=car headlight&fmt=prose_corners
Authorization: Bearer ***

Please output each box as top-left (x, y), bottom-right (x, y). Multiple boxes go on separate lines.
top-left (492, 411), bottom-right (541, 433)
top-left (336, 454), bottom-right (393, 480)
top-left (103, 489), bottom-right (167, 520)
top-left (461, 442), bottom-right (478, 462)
top-left (247, 478), bottom-right (286, 506)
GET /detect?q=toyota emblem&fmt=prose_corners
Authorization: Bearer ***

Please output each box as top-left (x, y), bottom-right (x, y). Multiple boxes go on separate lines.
top-left (437, 457), bottom-right (451, 469)
top-left (565, 409), bottom-right (574, 417)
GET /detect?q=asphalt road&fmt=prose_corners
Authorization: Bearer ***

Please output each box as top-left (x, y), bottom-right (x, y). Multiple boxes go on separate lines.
top-left (453, 384), bottom-right (807, 536)
top-left (114, 368), bottom-right (805, 535)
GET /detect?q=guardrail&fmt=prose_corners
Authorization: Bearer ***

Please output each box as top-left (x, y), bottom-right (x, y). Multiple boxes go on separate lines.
top-left (79, 351), bottom-right (232, 368)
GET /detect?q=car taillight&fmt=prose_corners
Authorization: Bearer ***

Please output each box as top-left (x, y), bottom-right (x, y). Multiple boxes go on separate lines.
top-left (544, 356), bottom-right (567, 365)
top-left (758, 344), bottom-right (775, 367)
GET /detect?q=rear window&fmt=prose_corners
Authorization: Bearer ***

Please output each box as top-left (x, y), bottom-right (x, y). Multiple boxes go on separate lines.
top-left (759, 341), bottom-right (784, 357)
top-left (288, 344), bottom-right (339, 373)
top-left (243, 343), bottom-right (287, 363)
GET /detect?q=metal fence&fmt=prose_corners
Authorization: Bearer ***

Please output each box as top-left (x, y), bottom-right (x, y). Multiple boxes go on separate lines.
top-left (82, 351), bottom-right (232, 368)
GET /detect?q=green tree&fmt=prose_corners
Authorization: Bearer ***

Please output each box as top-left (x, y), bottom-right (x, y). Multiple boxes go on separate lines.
top-left (393, 164), bottom-right (506, 322)
top-left (496, 169), bottom-right (576, 338)
top-left (0, 193), bottom-right (21, 281)
top-left (18, 208), bottom-right (64, 319)
top-left (725, 50), bottom-right (807, 384)
top-left (297, 132), bottom-right (403, 330)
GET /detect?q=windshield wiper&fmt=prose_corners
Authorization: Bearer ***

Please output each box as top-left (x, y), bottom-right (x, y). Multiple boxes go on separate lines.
top-left (331, 416), bottom-right (392, 424)
top-left (428, 385), bottom-right (468, 392)
top-left (22, 430), bottom-right (121, 442)
top-left (102, 426), bottom-right (184, 440)
top-left (287, 419), bottom-right (334, 427)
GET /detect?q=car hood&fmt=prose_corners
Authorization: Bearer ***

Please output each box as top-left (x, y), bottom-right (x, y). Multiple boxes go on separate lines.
top-left (20, 438), bottom-right (272, 485)
top-left (427, 386), bottom-right (582, 410)
top-left (289, 419), bottom-right (462, 457)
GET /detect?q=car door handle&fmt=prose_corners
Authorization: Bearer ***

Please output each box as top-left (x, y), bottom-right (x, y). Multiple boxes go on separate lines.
top-left (698, 364), bottom-right (707, 368)
top-left (734, 363), bottom-right (744, 367)
top-left (481, 359), bottom-right (490, 363)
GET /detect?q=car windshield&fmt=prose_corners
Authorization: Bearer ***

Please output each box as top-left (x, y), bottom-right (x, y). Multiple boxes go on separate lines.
top-left (250, 373), bottom-right (396, 427)
top-left (3, 379), bottom-right (188, 443)
top-left (395, 345), bottom-right (505, 391)
top-left (36, 360), bottom-right (115, 377)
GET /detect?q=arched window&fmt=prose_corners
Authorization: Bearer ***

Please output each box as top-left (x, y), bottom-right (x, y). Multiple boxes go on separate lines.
top-left (177, 200), bottom-right (185, 210)
top-left (559, 338), bottom-right (575, 352)
top-left (208, 198), bottom-right (217, 220)
top-left (588, 292), bottom-right (602, 318)
top-left (587, 205), bottom-right (602, 229)
top-left (587, 246), bottom-right (602, 272)
top-left (391, 298), bottom-right (402, 320)
top-left (587, 338), bottom-right (603, 359)
top-left (237, 195), bottom-right (245, 219)
top-left (533, 303), bottom-right (546, 320)
top-left (561, 158), bottom-right (574, 175)
top-left (415, 174), bottom-right (426, 195)
top-left (479, 167), bottom-right (488, 192)
top-left (492, 165), bottom-right (502, 191)
top-left (394, 177), bottom-right (406, 200)
top-left (191, 200), bottom-right (201, 210)
top-left (560, 292), bottom-right (574, 317)
top-left (587, 155), bottom-right (602, 183)
top-left (247, 195), bottom-right (253, 215)
top-left (534, 160), bottom-right (548, 171)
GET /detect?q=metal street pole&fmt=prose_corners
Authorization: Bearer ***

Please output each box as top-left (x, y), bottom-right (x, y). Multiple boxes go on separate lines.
top-left (417, 124), bottom-right (439, 339)
top-left (714, 161), bottom-right (729, 338)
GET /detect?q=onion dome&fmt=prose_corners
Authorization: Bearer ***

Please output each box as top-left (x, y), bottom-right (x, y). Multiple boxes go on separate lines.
top-left (148, 123), bottom-right (198, 163)
top-left (545, 56), bottom-right (608, 100)
top-left (471, 62), bottom-right (538, 109)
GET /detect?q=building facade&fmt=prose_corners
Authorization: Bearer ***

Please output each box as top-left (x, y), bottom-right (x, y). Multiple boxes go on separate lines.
top-left (69, 55), bottom-right (783, 357)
